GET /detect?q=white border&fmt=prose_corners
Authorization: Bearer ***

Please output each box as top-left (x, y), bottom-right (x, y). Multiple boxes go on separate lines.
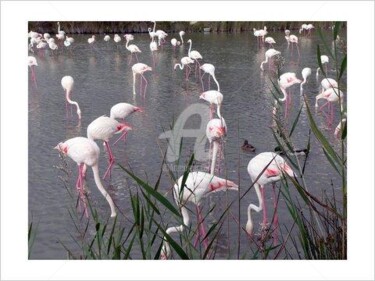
top-left (1, 1), bottom-right (374, 280)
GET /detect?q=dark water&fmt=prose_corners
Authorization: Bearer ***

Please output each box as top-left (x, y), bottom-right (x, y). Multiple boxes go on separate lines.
top-left (28, 30), bottom-right (346, 259)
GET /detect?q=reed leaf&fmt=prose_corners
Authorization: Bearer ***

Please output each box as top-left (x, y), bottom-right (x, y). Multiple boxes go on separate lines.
top-left (339, 55), bottom-right (347, 81)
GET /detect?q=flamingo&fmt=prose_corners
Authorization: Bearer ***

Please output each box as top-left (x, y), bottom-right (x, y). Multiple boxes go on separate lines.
top-left (253, 28), bottom-right (262, 45)
top-left (258, 26), bottom-right (268, 44)
top-left (278, 72), bottom-right (302, 118)
top-left (315, 87), bottom-right (344, 126)
top-left (199, 90), bottom-right (223, 119)
top-left (125, 36), bottom-right (141, 64)
top-left (264, 37), bottom-right (276, 48)
top-left (148, 21), bottom-right (157, 40)
top-left (260, 48), bottom-right (281, 71)
top-left (114, 34), bottom-right (121, 49)
top-left (300, 67), bottom-right (312, 95)
top-left (132, 63), bottom-right (152, 96)
top-left (206, 118), bottom-right (227, 175)
top-left (200, 63), bottom-right (220, 92)
top-left (61, 76), bottom-right (81, 120)
top-left (306, 24), bottom-right (315, 36)
top-left (285, 34), bottom-right (300, 55)
top-left (179, 31), bottom-right (185, 44)
top-left (320, 77), bottom-right (338, 94)
top-left (170, 38), bottom-right (180, 52)
top-left (48, 40), bottom-right (58, 54)
top-left (187, 39), bottom-right (203, 76)
top-left (246, 152), bottom-right (296, 242)
top-left (87, 116), bottom-right (132, 179)
top-left (110, 103), bottom-right (142, 144)
top-left (150, 38), bottom-right (158, 66)
top-left (160, 171), bottom-right (238, 259)
top-left (174, 56), bottom-right (195, 81)
top-left (55, 137), bottom-right (117, 218)
top-left (28, 56), bottom-right (38, 85)
top-left (88, 35), bottom-right (95, 45)
top-left (299, 24), bottom-right (308, 35)
top-left (156, 30), bottom-right (168, 46)
top-left (104, 35), bottom-right (110, 42)
top-left (316, 55), bottom-right (329, 78)
top-left (43, 33), bottom-right (51, 41)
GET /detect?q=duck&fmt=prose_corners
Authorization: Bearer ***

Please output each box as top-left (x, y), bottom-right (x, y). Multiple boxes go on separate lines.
top-left (241, 139), bottom-right (256, 153)
top-left (274, 146), bottom-right (309, 156)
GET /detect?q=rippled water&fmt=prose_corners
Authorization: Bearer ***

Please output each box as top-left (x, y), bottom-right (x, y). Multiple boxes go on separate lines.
top-left (28, 30), bottom-right (346, 259)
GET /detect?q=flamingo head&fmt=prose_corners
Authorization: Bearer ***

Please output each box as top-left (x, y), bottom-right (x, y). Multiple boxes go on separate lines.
top-left (187, 39), bottom-right (192, 43)
top-left (116, 123), bottom-right (132, 134)
top-left (133, 106), bottom-right (143, 113)
top-left (199, 93), bottom-right (206, 100)
top-left (281, 163), bottom-right (297, 178)
top-left (54, 142), bottom-right (68, 154)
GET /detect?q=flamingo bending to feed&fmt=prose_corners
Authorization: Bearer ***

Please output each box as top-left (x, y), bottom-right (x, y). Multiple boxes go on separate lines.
top-left (260, 48), bottom-right (281, 71)
top-left (61, 76), bottom-right (81, 120)
top-left (278, 72), bottom-right (302, 118)
top-left (200, 90), bottom-right (223, 119)
top-left (28, 56), bottom-right (38, 85)
top-left (110, 103), bottom-right (142, 144)
top-left (315, 87), bottom-right (344, 126)
top-left (316, 55), bottom-right (329, 78)
top-left (200, 63), bottom-right (220, 92)
top-left (87, 116), bottom-right (132, 179)
top-left (300, 67), bottom-right (312, 95)
top-left (206, 118), bottom-right (227, 175)
top-left (132, 63), bottom-right (152, 96)
top-left (246, 152), bottom-right (296, 242)
top-left (174, 56), bottom-right (195, 81)
top-left (55, 137), bottom-right (117, 218)
top-left (320, 78), bottom-right (338, 94)
top-left (160, 171), bottom-right (238, 259)
top-left (104, 35), bottom-right (110, 42)
top-left (264, 37), bottom-right (276, 48)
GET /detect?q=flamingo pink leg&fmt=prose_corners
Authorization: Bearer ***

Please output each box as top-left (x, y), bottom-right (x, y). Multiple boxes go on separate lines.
top-left (103, 141), bottom-right (115, 180)
top-left (261, 187), bottom-right (268, 228)
top-left (194, 205), bottom-right (209, 249)
top-left (200, 72), bottom-right (206, 91)
top-left (76, 163), bottom-right (89, 218)
top-left (272, 184), bottom-right (279, 244)
top-left (141, 75), bottom-right (148, 96)
top-left (113, 131), bottom-right (128, 146)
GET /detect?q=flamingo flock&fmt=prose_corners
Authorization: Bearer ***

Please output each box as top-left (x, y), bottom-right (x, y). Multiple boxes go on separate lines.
top-left (28, 21), bottom-right (346, 259)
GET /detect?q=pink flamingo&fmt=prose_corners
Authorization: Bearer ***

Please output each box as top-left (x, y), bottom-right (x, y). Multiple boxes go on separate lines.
top-left (278, 72), bottom-right (302, 118)
top-left (246, 152), bottom-right (296, 243)
top-left (87, 116), bottom-right (132, 179)
top-left (125, 36), bottom-right (141, 64)
top-left (260, 48), bottom-right (281, 71)
top-left (160, 171), bottom-right (238, 259)
top-left (28, 56), bottom-right (38, 86)
top-left (264, 37), bottom-right (276, 48)
top-left (200, 63), bottom-right (220, 92)
top-left (170, 38), bottom-right (180, 53)
top-left (206, 117), bottom-right (227, 175)
top-left (285, 34), bottom-right (300, 56)
top-left (320, 78), bottom-right (338, 94)
top-left (55, 137), bottom-right (117, 218)
top-left (61, 76), bottom-right (81, 120)
top-left (199, 90), bottom-right (223, 119)
top-left (110, 103), bottom-right (142, 144)
top-left (315, 87), bottom-right (344, 126)
top-left (187, 39), bottom-right (203, 77)
top-left (174, 56), bottom-right (195, 81)
top-left (300, 67), bottom-right (312, 95)
top-left (132, 63), bottom-right (152, 96)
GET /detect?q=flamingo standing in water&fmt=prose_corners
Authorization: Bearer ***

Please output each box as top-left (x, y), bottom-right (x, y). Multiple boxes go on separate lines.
top-left (200, 63), bottom-right (220, 92)
top-left (125, 35), bottom-right (141, 64)
top-left (61, 76), bottom-right (81, 120)
top-left (174, 56), bottom-right (195, 81)
top-left (260, 48), bottom-right (281, 71)
top-left (110, 103), bottom-right (142, 144)
top-left (278, 72), bottom-right (302, 118)
top-left (200, 90), bottom-right (223, 119)
top-left (315, 87), bottom-right (344, 126)
top-left (28, 56), bottom-right (38, 86)
top-left (187, 39), bottom-right (203, 76)
top-left (87, 116), bottom-right (132, 179)
top-left (170, 38), bottom-right (180, 52)
top-left (55, 137), bottom-right (117, 218)
top-left (160, 171), bottom-right (238, 259)
top-left (300, 67), bottom-right (312, 95)
top-left (132, 63), bottom-right (152, 96)
top-left (246, 152), bottom-right (296, 242)
top-left (104, 35), bottom-right (110, 42)
top-left (206, 117), bottom-right (227, 175)
top-left (285, 34), bottom-right (300, 56)
top-left (88, 35), bottom-right (95, 46)
top-left (306, 24), bottom-right (315, 36)
top-left (113, 34), bottom-right (121, 49)
top-left (316, 55), bottom-right (329, 79)
top-left (264, 37), bottom-right (276, 48)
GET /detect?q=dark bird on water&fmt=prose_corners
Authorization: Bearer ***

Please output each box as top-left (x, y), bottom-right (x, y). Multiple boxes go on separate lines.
top-left (241, 139), bottom-right (256, 153)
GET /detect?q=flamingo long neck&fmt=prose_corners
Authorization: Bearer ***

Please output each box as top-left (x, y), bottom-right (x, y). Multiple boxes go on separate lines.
top-left (174, 63), bottom-right (184, 70)
top-left (212, 74), bottom-right (220, 92)
top-left (278, 87), bottom-right (288, 102)
top-left (216, 103), bottom-right (222, 118)
top-left (246, 184), bottom-right (263, 235)
top-left (132, 72), bottom-right (137, 95)
top-left (300, 77), bottom-right (307, 93)
top-left (260, 56), bottom-right (269, 71)
top-left (126, 39), bottom-right (130, 50)
top-left (210, 141), bottom-right (219, 175)
top-left (66, 90), bottom-right (81, 119)
top-left (91, 164), bottom-right (117, 217)
top-left (188, 40), bottom-right (192, 57)
top-left (153, 21), bottom-right (156, 33)
top-left (316, 67), bottom-right (320, 78)
top-left (180, 33), bottom-right (184, 44)
top-left (57, 22), bottom-right (60, 33)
